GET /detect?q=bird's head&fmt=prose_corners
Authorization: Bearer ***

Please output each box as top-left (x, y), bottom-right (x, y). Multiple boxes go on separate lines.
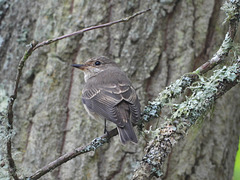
top-left (72, 56), bottom-right (118, 82)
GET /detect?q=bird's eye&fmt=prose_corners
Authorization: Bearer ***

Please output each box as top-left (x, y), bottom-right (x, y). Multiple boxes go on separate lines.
top-left (95, 61), bottom-right (101, 66)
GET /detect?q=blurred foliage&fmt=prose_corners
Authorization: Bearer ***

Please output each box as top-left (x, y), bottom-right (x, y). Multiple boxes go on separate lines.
top-left (233, 139), bottom-right (240, 180)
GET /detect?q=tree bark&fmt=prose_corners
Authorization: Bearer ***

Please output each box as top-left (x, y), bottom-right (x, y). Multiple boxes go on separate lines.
top-left (0, 0), bottom-right (239, 179)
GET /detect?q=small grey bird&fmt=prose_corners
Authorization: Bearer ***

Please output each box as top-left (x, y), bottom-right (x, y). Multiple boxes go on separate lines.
top-left (72, 56), bottom-right (141, 144)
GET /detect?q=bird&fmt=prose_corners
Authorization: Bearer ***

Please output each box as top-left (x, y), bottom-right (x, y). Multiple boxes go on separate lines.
top-left (72, 56), bottom-right (141, 144)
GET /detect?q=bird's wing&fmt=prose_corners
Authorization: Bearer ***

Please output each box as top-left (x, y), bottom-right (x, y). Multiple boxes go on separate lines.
top-left (109, 84), bottom-right (141, 125)
top-left (82, 84), bottom-right (140, 127)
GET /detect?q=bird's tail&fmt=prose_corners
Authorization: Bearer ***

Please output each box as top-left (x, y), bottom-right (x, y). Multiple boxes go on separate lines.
top-left (117, 121), bottom-right (138, 144)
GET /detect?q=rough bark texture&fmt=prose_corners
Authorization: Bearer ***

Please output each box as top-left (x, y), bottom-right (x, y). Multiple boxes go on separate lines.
top-left (0, 0), bottom-right (239, 179)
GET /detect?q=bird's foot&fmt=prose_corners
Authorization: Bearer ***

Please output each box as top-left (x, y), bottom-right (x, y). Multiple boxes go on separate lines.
top-left (104, 129), bottom-right (111, 143)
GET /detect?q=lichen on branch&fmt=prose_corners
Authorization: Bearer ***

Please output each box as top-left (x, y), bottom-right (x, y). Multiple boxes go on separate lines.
top-left (134, 61), bottom-right (240, 179)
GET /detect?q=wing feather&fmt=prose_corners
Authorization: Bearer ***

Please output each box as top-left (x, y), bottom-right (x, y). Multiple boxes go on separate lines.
top-left (82, 83), bottom-right (141, 127)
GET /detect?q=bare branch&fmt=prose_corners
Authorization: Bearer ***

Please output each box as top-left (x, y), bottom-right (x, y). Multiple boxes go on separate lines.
top-left (27, 128), bottom-right (118, 180)
top-left (6, 41), bottom-right (38, 180)
top-left (32, 8), bottom-right (151, 51)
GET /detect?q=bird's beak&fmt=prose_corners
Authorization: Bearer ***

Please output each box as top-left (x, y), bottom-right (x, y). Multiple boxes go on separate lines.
top-left (71, 64), bottom-right (87, 70)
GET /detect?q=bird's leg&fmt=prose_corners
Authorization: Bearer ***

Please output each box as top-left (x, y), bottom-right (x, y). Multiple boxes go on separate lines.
top-left (104, 119), bottom-right (107, 134)
top-left (104, 119), bottom-right (111, 143)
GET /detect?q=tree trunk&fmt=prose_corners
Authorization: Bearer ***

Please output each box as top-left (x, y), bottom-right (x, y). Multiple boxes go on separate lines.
top-left (0, 0), bottom-right (239, 179)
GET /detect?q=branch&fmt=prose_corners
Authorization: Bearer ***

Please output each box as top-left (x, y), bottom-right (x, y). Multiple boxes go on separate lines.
top-left (27, 128), bottom-right (118, 180)
top-left (133, 60), bottom-right (240, 179)
top-left (32, 8), bottom-right (151, 51)
top-left (6, 41), bottom-right (38, 180)
top-left (5, 9), bottom-right (151, 180)
top-left (193, 0), bottom-right (239, 75)
top-left (141, 0), bottom-right (239, 125)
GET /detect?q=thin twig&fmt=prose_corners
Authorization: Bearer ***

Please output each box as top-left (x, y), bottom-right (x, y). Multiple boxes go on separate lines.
top-left (6, 41), bottom-right (38, 180)
top-left (32, 8), bottom-right (151, 51)
top-left (27, 128), bottom-right (118, 180)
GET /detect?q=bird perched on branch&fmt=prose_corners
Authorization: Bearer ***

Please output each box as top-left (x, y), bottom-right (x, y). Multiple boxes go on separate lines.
top-left (72, 56), bottom-right (141, 144)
